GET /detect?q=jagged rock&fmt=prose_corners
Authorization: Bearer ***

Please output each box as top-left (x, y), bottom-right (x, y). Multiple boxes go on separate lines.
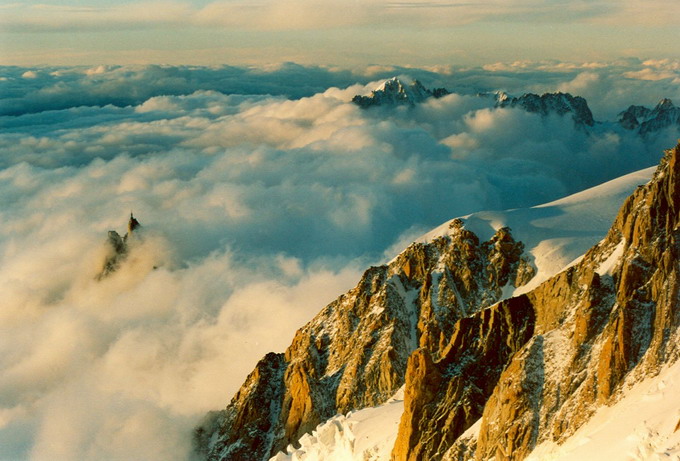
top-left (197, 226), bottom-right (534, 460)
top-left (393, 142), bottom-right (680, 460)
top-left (202, 352), bottom-right (287, 461)
top-left (497, 92), bottom-right (595, 127)
top-left (352, 77), bottom-right (449, 108)
top-left (392, 295), bottom-right (536, 461)
top-left (96, 213), bottom-right (142, 280)
top-left (618, 98), bottom-right (680, 135)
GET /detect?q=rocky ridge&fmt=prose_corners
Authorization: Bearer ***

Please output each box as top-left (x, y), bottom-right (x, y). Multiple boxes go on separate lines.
top-left (618, 98), bottom-right (680, 136)
top-left (195, 222), bottom-right (534, 460)
top-left (199, 140), bottom-right (680, 461)
top-left (393, 141), bottom-right (680, 460)
top-left (496, 92), bottom-right (595, 127)
top-left (354, 79), bottom-right (680, 137)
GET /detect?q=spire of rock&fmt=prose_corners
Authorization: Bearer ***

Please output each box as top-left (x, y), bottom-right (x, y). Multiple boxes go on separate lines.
top-left (96, 213), bottom-right (143, 280)
top-left (128, 212), bottom-right (140, 235)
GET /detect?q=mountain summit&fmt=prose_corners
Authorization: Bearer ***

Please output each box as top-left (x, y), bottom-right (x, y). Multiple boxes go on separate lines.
top-left (352, 77), bottom-right (450, 108)
top-left (618, 98), bottom-right (680, 135)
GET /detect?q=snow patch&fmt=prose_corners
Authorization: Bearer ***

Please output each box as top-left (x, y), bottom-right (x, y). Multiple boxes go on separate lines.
top-left (527, 359), bottom-right (680, 461)
top-left (271, 387), bottom-right (405, 461)
top-left (595, 240), bottom-right (625, 277)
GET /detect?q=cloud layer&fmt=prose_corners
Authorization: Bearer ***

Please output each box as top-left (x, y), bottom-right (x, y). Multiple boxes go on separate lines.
top-left (0, 61), bottom-right (679, 459)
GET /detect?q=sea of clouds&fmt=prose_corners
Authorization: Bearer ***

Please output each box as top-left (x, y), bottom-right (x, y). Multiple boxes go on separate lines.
top-left (0, 59), bottom-right (679, 460)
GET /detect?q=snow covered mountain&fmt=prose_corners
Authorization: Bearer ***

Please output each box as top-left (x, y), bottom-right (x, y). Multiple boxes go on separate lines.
top-left (195, 139), bottom-right (680, 460)
top-left (351, 77), bottom-right (449, 107)
top-left (353, 78), bottom-right (680, 139)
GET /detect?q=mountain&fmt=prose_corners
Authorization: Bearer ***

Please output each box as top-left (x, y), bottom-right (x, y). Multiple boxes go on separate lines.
top-left (351, 77), bottom-right (450, 108)
top-left (195, 222), bottom-right (535, 460)
top-left (96, 213), bottom-right (142, 280)
top-left (392, 140), bottom-right (680, 460)
top-left (195, 139), bottom-right (680, 460)
top-left (618, 98), bottom-right (680, 135)
top-left (267, 165), bottom-right (657, 460)
top-left (496, 92), bottom-right (595, 127)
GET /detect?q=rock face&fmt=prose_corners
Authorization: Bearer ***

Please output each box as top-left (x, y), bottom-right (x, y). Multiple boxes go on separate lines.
top-left (352, 77), bottom-right (450, 108)
top-left (496, 92), bottom-right (595, 127)
top-left (618, 98), bottom-right (680, 135)
top-left (392, 142), bottom-right (680, 461)
top-left (196, 223), bottom-right (534, 460)
top-left (96, 213), bottom-right (142, 280)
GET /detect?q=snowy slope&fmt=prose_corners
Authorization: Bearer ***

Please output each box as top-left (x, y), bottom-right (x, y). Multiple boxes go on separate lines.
top-left (526, 359), bottom-right (680, 461)
top-left (271, 388), bottom-right (405, 461)
top-left (268, 165), bottom-right (658, 461)
top-left (418, 165), bottom-right (656, 296)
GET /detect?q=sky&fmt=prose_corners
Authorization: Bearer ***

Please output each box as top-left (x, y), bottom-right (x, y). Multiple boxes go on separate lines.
top-left (1, 0), bottom-right (679, 66)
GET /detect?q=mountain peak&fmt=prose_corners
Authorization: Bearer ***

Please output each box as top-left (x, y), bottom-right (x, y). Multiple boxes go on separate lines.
top-left (352, 77), bottom-right (449, 108)
top-left (619, 98), bottom-right (680, 135)
top-left (655, 97), bottom-right (675, 110)
top-left (497, 91), bottom-right (595, 126)
top-left (96, 213), bottom-right (143, 280)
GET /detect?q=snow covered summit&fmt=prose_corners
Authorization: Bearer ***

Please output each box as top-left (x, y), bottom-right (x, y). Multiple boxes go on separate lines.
top-left (352, 77), bottom-right (449, 108)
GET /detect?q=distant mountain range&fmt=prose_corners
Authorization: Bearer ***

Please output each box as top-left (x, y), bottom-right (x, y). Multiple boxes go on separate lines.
top-left (352, 77), bottom-right (680, 136)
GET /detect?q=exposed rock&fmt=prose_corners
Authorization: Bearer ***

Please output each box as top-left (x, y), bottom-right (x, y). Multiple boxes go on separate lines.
top-left (198, 136), bottom-right (680, 461)
top-left (618, 98), bottom-right (680, 135)
top-left (352, 77), bottom-right (450, 108)
top-left (96, 213), bottom-right (142, 280)
top-left (497, 92), bottom-right (595, 127)
top-left (197, 226), bottom-right (534, 460)
top-left (392, 142), bottom-right (680, 460)
top-left (392, 295), bottom-right (535, 461)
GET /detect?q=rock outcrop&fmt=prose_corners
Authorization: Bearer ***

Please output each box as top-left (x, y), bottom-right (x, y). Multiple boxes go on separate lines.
top-left (196, 224), bottom-right (534, 460)
top-left (96, 213), bottom-right (142, 280)
top-left (391, 142), bottom-right (680, 460)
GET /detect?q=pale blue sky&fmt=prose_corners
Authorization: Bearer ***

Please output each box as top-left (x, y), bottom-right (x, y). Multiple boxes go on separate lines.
top-left (1, 0), bottom-right (679, 66)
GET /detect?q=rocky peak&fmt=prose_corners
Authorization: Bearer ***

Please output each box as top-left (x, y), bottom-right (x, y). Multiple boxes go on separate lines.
top-left (618, 98), bottom-right (680, 135)
top-left (497, 92), bottom-right (595, 127)
top-left (196, 224), bottom-right (534, 460)
top-left (656, 97), bottom-right (675, 110)
top-left (392, 141), bottom-right (680, 461)
top-left (96, 213), bottom-right (142, 280)
top-left (352, 77), bottom-right (450, 108)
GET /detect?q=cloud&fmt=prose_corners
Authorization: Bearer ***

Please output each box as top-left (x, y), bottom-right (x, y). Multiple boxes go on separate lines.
top-left (0, 61), bottom-right (679, 459)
